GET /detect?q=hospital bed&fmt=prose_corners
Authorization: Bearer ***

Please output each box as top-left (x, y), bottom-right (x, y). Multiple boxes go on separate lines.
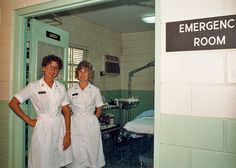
top-left (123, 109), bottom-right (154, 167)
top-left (124, 109), bottom-right (154, 135)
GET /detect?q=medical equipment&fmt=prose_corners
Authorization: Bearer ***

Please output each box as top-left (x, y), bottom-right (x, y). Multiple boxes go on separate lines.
top-left (115, 97), bottom-right (139, 109)
top-left (103, 101), bottom-right (119, 110)
top-left (101, 100), bottom-right (120, 134)
top-left (102, 97), bottom-right (139, 126)
top-left (101, 97), bottom-right (140, 140)
top-left (128, 60), bottom-right (154, 98)
top-left (115, 97), bottom-right (139, 126)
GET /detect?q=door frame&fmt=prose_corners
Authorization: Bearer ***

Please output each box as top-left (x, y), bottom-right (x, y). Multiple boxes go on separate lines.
top-left (11, 0), bottom-right (160, 168)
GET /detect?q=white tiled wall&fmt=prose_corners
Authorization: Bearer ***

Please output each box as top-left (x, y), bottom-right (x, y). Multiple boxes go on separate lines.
top-left (161, 51), bottom-right (225, 83)
top-left (226, 50), bottom-right (236, 83)
top-left (160, 0), bottom-right (236, 118)
top-left (192, 85), bottom-right (236, 118)
top-left (160, 84), bottom-right (192, 116)
top-left (222, 0), bottom-right (236, 13)
top-left (161, 0), bottom-right (223, 22)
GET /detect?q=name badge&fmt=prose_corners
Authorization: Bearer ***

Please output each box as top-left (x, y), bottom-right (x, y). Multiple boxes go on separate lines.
top-left (38, 91), bottom-right (46, 94)
top-left (72, 93), bottom-right (78, 96)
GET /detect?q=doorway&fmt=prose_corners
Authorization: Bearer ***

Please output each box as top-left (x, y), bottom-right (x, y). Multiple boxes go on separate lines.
top-left (12, 0), bottom-right (156, 167)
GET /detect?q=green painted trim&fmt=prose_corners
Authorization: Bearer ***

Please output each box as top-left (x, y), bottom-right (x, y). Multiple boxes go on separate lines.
top-left (9, 14), bottom-right (27, 168)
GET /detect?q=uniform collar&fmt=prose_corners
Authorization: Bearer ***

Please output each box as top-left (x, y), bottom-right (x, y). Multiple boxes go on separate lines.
top-left (39, 77), bottom-right (58, 88)
top-left (76, 82), bottom-right (91, 91)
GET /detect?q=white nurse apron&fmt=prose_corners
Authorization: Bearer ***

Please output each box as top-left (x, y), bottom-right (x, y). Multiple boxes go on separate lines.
top-left (15, 78), bottom-right (73, 168)
top-left (68, 83), bottom-right (105, 168)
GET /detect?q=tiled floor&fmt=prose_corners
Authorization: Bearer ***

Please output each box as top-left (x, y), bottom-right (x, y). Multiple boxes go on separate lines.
top-left (102, 130), bottom-right (154, 168)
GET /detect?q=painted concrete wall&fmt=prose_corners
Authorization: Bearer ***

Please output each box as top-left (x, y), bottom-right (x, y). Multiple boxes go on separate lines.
top-left (55, 15), bottom-right (122, 91)
top-left (159, 0), bottom-right (236, 167)
top-left (0, 0), bottom-right (14, 167)
top-left (121, 31), bottom-right (155, 91)
top-left (0, 0), bottom-right (155, 167)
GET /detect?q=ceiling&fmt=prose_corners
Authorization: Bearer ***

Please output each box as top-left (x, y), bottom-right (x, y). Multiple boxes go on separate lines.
top-left (37, 0), bottom-right (155, 33)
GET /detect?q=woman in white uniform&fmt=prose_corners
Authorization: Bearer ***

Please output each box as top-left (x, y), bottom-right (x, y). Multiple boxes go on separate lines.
top-left (9, 55), bottom-right (73, 168)
top-left (67, 60), bottom-right (105, 168)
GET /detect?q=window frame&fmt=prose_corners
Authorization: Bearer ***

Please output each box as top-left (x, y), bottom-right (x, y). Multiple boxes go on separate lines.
top-left (67, 45), bottom-right (88, 88)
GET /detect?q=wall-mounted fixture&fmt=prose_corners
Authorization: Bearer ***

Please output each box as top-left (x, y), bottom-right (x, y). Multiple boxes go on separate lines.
top-left (104, 55), bottom-right (120, 75)
top-left (141, 15), bottom-right (155, 24)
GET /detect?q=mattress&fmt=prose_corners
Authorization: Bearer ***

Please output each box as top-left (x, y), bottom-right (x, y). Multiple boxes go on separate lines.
top-left (124, 116), bottom-right (154, 134)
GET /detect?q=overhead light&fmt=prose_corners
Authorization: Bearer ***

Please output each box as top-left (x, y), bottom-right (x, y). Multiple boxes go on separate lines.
top-left (141, 15), bottom-right (155, 24)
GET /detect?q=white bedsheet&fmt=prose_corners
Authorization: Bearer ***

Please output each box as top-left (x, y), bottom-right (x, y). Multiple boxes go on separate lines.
top-left (124, 110), bottom-right (154, 134)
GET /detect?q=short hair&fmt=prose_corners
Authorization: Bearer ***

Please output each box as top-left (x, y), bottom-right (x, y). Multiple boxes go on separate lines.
top-left (41, 55), bottom-right (63, 70)
top-left (75, 60), bottom-right (93, 79)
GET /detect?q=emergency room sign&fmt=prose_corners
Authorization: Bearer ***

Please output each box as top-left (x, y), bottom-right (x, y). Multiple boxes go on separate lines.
top-left (166, 14), bottom-right (236, 52)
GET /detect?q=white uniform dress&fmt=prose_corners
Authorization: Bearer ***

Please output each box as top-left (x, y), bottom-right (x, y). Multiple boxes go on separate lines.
top-left (67, 83), bottom-right (105, 168)
top-left (15, 78), bottom-right (73, 168)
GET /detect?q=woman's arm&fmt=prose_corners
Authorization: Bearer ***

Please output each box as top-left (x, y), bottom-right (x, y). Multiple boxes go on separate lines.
top-left (62, 104), bottom-right (71, 150)
top-left (9, 97), bottom-right (37, 127)
top-left (95, 106), bottom-right (103, 118)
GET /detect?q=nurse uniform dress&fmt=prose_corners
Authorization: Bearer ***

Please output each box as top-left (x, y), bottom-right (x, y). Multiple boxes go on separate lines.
top-left (68, 82), bottom-right (105, 168)
top-left (15, 78), bottom-right (73, 168)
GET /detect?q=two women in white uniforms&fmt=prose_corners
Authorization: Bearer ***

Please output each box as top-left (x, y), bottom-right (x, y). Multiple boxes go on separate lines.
top-left (9, 55), bottom-right (73, 168)
top-left (67, 60), bottom-right (105, 168)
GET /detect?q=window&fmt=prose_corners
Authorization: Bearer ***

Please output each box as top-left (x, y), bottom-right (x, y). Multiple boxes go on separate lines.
top-left (67, 46), bottom-right (87, 88)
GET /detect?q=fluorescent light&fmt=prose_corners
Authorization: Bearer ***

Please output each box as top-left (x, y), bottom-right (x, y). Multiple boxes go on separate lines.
top-left (141, 15), bottom-right (155, 24)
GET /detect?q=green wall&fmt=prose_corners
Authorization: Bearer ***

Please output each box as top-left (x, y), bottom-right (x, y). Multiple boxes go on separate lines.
top-left (0, 100), bottom-right (9, 168)
top-left (160, 114), bottom-right (236, 168)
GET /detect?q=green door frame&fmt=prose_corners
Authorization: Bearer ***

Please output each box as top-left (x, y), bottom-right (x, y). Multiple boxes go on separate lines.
top-left (11, 1), bottom-right (115, 168)
top-left (12, 1), bottom-right (160, 168)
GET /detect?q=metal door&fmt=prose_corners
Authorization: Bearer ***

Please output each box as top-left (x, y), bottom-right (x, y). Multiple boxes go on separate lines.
top-left (25, 18), bottom-right (69, 166)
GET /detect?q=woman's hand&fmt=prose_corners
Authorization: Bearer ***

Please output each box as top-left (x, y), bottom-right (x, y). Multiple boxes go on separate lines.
top-left (63, 132), bottom-right (71, 150)
top-left (28, 118), bottom-right (37, 127)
